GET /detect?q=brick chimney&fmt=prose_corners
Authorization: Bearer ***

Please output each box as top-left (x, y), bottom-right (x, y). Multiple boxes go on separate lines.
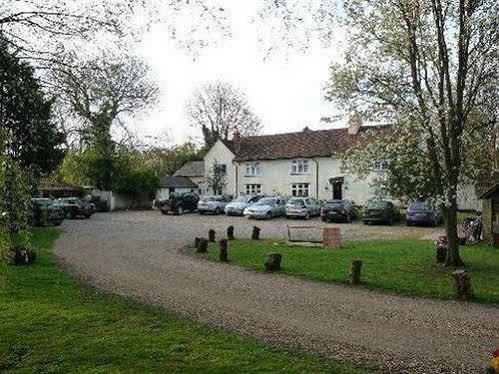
top-left (348, 114), bottom-right (362, 135)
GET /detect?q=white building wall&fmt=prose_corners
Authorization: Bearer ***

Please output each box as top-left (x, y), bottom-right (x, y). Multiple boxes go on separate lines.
top-left (235, 157), bottom-right (379, 205)
top-left (203, 140), bottom-right (236, 196)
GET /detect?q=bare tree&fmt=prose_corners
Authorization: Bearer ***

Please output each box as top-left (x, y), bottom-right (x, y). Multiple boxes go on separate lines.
top-left (187, 81), bottom-right (262, 147)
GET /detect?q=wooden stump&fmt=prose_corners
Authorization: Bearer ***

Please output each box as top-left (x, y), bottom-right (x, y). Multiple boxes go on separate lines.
top-left (264, 253), bottom-right (281, 271)
top-left (348, 260), bottom-right (362, 285)
top-left (227, 226), bottom-right (235, 240)
top-left (219, 239), bottom-right (228, 262)
top-left (197, 238), bottom-right (208, 253)
top-left (194, 237), bottom-right (201, 250)
top-left (452, 270), bottom-right (472, 300)
top-left (252, 226), bottom-right (261, 240)
top-left (435, 236), bottom-right (447, 264)
top-left (8, 246), bottom-right (36, 265)
top-left (208, 229), bottom-right (216, 243)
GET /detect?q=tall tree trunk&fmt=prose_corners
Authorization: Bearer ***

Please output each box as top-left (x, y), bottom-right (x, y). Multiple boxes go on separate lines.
top-left (443, 197), bottom-right (463, 267)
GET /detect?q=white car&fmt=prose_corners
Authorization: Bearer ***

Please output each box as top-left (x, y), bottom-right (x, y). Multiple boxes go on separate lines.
top-left (243, 197), bottom-right (286, 220)
top-left (198, 195), bottom-right (231, 215)
top-left (225, 195), bottom-right (263, 216)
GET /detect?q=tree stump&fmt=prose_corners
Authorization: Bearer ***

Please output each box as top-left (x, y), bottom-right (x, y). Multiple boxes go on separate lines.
top-left (452, 270), bottom-right (472, 300)
top-left (8, 246), bottom-right (36, 265)
top-left (208, 229), bottom-right (216, 243)
top-left (348, 260), bottom-right (362, 285)
top-left (227, 226), bottom-right (235, 240)
top-left (219, 239), bottom-right (228, 262)
top-left (197, 238), bottom-right (208, 253)
top-left (435, 236), bottom-right (447, 264)
top-left (252, 226), bottom-right (261, 240)
top-left (264, 253), bottom-right (281, 271)
top-left (194, 237), bottom-right (201, 250)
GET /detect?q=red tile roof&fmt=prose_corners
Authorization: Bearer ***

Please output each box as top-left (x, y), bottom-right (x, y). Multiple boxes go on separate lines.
top-left (226, 126), bottom-right (389, 161)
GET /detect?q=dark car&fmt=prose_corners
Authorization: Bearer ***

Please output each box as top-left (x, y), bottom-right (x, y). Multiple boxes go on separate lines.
top-left (30, 198), bottom-right (65, 226)
top-left (362, 200), bottom-right (399, 225)
top-left (406, 200), bottom-right (441, 227)
top-left (160, 192), bottom-right (199, 215)
top-left (321, 200), bottom-right (357, 223)
top-left (55, 197), bottom-right (94, 219)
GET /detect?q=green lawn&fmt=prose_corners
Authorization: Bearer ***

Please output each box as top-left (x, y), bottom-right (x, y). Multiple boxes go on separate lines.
top-left (203, 239), bottom-right (499, 304)
top-left (0, 228), bottom-right (371, 373)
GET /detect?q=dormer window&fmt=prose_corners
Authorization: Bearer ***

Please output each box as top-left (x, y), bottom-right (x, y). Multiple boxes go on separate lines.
top-left (291, 159), bottom-right (309, 174)
top-left (245, 162), bottom-right (261, 176)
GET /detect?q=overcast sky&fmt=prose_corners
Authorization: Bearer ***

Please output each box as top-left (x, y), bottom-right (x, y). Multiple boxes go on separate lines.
top-left (136, 1), bottom-right (345, 145)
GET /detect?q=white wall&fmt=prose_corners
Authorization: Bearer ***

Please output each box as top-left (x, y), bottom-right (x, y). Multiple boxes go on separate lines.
top-left (234, 157), bottom-right (378, 205)
top-left (203, 140), bottom-right (236, 196)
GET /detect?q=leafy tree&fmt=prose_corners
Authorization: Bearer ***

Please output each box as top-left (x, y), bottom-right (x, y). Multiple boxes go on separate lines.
top-left (113, 149), bottom-right (158, 197)
top-left (206, 160), bottom-right (227, 195)
top-left (144, 142), bottom-right (203, 179)
top-left (0, 40), bottom-right (65, 179)
top-left (52, 52), bottom-right (159, 189)
top-left (187, 81), bottom-right (262, 148)
top-left (325, 1), bottom-right (498, 266)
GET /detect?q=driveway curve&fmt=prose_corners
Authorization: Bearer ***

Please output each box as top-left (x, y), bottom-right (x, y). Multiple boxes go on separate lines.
top-left (54, 211), bottom-right (498, 373)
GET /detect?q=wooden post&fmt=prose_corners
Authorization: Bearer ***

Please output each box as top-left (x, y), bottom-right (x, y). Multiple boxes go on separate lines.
top-left (219, 239), bottom-right (228, 262)
top-left (435, 236), bottom-right (447, 264)
top-left (264, 253), bottom-right (282, 271)
top-left (348, 260), bottom-right (362, 285)
top-left (227, 226), bottom-right (235, 240)
top-left (452, 270), bottom-right (472, 300)
top-left (252, 226), bottom-right (261, 240)
top-left (194, 237), bottom-right (201, 250)
top-left (208, 229), bottom-right (216, 243)
top-left (197, 238), bottom-right (208, 253)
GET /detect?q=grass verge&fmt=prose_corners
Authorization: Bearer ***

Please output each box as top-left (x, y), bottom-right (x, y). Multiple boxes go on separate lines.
top-left (204, 239), bottom-right (499, 304)
top-left (0, 228), bottom-right (371, 373)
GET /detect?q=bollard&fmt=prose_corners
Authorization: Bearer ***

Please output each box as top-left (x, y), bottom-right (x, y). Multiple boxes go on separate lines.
top-left (264, 253), bottom-right (282, 271)
top-left (194, 237), bottom-right (201, 250)
top-left (208, 229), bottom-right (216, 242)
top-left (348, 260), bottom-right (362, 285)
top-left (197, 238), bottom-right (208, 253)
top-left (435, 236), bottom-right (447, 264)
top-left (219, 239), bottom-right (228, 262)
top-left (252, 226), bottom-right (261, 240)
top-left (452, 270), bottom-right (473, 300)
top-left (227, 226), bottom-right (235, 240)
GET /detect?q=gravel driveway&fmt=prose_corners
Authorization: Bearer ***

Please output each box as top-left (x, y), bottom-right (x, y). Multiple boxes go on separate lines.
top-left (54, 211), bottom-right (498, 373)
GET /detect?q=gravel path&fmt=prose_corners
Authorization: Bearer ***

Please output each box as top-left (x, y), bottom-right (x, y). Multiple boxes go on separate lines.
top-left (53, 211), bottom-right (498, 373)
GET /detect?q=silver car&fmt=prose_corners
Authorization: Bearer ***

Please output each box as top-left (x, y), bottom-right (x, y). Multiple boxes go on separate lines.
top-left (285, 197), bottom-right (321, 220)
top-left (243, 197), bottom-right (286, 220)
top-left (198, 195), bottom-right (231, 215)
top-left (225, 194), bottom-right (263, 216)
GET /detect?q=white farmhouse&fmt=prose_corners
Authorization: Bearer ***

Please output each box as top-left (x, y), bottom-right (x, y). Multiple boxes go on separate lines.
top-left (202, 121), bottom-right (387, 205)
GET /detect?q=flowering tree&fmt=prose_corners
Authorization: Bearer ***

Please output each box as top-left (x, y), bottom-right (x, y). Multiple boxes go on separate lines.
top-left (327, 1), bottom-right (498, 266)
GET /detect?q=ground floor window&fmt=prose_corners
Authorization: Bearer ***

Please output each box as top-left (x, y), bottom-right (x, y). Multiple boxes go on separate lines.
top-left (291, 183), bottom-right (309, 197)
top-left (246, 184), bottom-right (262, 194)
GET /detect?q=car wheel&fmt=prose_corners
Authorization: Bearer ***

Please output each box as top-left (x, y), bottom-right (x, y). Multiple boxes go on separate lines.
top-left (177, 206), bottom-right (184, 215)
top-left (266, 211), bottom-right (272, 220)
top-left (53, 221), bottom-right (63, 226)
top-left (304, 212), bottom-right (311, 220)
top-left (66, 210), bottom-right (74, 219)
top-left (321, 216), bottom-right (327, 222)
top-left (363, 220), bottom-right (369, 225)
top-left (160, 209), bottom-right (168, 215)
top-left (215, 208), bottom-right (221, 215)
top-left (199, 211), bottom-right (204, 215)
top-left (346, 214), bottom-right (352, 224)
top-left (388, 217), bottom-right (394, 226)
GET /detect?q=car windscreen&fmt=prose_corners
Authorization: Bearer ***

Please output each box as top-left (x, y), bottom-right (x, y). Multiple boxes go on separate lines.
top-left (324, 201), bottom-right (344, 209)
top-left (288, 199), bottom-right (305, 206)
top-left (367, 201), bottom-right (389, 210)
top-left (256, 198), bottom-right (276, 206)
top-left (34, 199), bottom-right (52, 206)
top-left (409, 201), bottom-right (429, 212)
top-left (233, 196), bottom-right (250, 203)
top-left (200, 196), bottom-right (216, 202)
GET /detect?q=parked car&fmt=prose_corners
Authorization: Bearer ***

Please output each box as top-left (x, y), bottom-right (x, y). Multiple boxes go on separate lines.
top-left (30, 198), bottom-right (65, 226)
top-left (362, 200), bottom-right (400, 225)
top-left (321, 200), bottom-right (357, 223)
top-left (160, 192), bottom-right (199, 215)
top-left (285, 197), bottom-right (320, 220)
top-left (225, 194), bottom-right (264, 216)
top-left (244, 197), bottom-right (286, 219)
top-left (55, 197), bottom-right (94, 219)
top-left (197, 195), bottom-right (231, 215)
top-left (406, 200), bottom-right (441, 227)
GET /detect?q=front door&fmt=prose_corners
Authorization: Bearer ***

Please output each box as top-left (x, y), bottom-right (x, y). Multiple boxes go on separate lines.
top-left (332, 182), bottom-right (342, 200)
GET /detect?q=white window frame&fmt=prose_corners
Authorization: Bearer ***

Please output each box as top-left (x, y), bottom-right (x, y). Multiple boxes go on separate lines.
top-left (245, 162), bottom-right (261, 176)
top-left (291, 159), bottom-right (309, 174)
top-left (291, 183), bottom-right (309, 197)
top-left (246, 184), bottom-right (262, 195)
